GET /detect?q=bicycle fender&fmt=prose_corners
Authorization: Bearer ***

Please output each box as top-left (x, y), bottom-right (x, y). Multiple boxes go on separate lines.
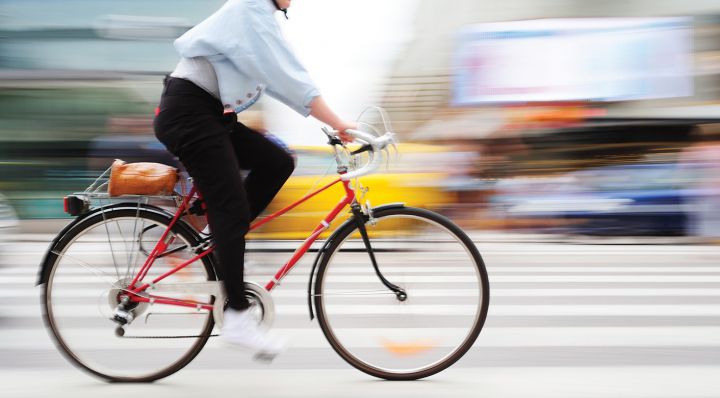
top-left (306, 202), bottom-right (405, 320)
top-left (36, 203), bottom-right (175, 286)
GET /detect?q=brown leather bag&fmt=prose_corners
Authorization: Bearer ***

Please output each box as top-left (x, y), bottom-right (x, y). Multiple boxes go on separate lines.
top-left (108, 159), bottom-right (178, 197)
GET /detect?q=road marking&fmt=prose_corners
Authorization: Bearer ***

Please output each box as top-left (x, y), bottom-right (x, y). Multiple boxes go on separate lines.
top-left (11, 327), bottom-right (720, 350)
top-left (6, 266), bottom-right (720, 276)
top-left (9, 304), bottom-right (720, 318)
top-left (11, 287), bottom-right (720, 298)
top-left (11, 275), bottom-right (720, 284)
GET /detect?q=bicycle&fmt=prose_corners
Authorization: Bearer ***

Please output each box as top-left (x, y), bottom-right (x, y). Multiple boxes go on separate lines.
top-left (38, 109), bottom-right (490, 382)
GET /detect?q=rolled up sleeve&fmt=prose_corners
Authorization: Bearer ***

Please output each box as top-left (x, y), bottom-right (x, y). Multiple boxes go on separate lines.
top-left (223, 5), bottom-right (320, 116)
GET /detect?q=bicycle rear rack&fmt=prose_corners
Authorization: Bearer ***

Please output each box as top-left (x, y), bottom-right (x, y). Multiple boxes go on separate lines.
top-left (63, 163), bottom-right (185, 217)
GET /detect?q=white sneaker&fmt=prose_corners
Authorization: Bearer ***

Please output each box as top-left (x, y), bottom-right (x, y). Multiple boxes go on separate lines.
top-left (221, 308), bottom-right (285, 361)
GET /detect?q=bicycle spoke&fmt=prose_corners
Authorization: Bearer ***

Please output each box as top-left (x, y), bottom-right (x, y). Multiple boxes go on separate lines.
top-left (50, 250), bottom-right (144, 298)
top-left (126, 217), bottom-right (145, 282)
top-left (100, 211), bottom-right (122, 280)
top-left (124, 204), bottom-right (143, 281)
top-left (313, 290), bottom-right (396, 297)
top-left (111, 218), bottom-right (137, 280)
top-left (315, 207), bottom-right (489, 380)
top-left (50, 249), bottom-right (119, 286)
top-left (44, 211), bottom-right (216, 382)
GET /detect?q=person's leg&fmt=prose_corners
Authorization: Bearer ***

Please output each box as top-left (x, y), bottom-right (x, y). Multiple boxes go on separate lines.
top-left (227, 121), bottom-right (296, 220)
top-left (180, 141), bottom-right (284, 355)
top-left (176, 134), bottom-right (252, 311)
top-left (154, 82), bottom-right (250, 311)
top-left (155, 78), bottom-right (284, 358)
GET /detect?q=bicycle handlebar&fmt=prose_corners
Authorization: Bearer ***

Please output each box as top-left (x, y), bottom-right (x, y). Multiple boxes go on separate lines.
top-left (321, 127), bottom-right (397, 181)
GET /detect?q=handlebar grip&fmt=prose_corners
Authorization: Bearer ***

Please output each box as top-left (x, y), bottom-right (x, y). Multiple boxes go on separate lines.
top-left (341, 147), bottom-right (380, 181)
top-left (323, 128), bottom-right (396, 181)
top-left (344, 129), bottom-right (379, 146)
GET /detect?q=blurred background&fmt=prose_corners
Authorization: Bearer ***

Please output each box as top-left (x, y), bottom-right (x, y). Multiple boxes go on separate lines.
top-left (3, 2), bottom-right (720, 396)
top-left (1, 0), bottom-right (720, 240)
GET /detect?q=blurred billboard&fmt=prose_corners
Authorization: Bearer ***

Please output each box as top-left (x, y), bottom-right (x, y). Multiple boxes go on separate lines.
top-left (453, 17), bottom-right (693, 104)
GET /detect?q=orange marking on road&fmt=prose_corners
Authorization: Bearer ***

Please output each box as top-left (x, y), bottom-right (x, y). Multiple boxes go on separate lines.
top-left (381, 339), bottom-right (437, 356)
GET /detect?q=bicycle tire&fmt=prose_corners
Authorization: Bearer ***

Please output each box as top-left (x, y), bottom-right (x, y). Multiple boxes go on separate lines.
top-left (41, 205), bottom-right (217, 382)
top-left (314, 206), bottom-right (490, 380)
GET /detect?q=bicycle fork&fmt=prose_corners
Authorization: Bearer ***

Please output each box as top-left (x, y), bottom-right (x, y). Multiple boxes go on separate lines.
top-left (351, 204), bottom-right (407, 302)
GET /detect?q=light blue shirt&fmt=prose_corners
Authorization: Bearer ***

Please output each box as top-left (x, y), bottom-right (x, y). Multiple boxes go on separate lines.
top-left (174, 0), bottom-right (320, 116)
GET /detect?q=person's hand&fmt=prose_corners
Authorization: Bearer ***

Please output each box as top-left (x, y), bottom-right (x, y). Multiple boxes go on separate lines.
top-left (333, 121), bottom-right (357, 144)
top-left (309, 97), bottom-right (357, 144)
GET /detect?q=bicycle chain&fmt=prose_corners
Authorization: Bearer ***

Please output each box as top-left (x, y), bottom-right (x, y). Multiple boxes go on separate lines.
top-left (119, 334), bottom-right (218, 339)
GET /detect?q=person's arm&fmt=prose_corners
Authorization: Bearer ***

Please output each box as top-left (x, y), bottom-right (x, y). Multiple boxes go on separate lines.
top-left (309, 96), bottom-right (355, 142)
top-left (184, 3), bottom-right (356, 139)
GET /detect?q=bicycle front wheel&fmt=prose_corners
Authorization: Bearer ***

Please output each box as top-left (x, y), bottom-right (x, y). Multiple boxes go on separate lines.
top-left (314, 206), bottom-right (489, 380)
top-left (42, 205), bottom-right (217, 382)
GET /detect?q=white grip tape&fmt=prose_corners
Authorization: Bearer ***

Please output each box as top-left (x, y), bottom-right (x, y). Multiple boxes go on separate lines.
top-left (340, 129), bottom-right (393, 181)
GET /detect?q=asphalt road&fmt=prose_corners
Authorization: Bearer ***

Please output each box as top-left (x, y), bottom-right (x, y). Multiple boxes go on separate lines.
top-left (1, 237), bottom-right (720, 398)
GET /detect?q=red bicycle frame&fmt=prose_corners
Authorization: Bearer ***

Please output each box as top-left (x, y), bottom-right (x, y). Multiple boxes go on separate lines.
top-left (125, 176), bottom-right (356, 311)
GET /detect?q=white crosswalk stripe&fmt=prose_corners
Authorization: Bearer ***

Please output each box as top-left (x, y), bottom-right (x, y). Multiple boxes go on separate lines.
top-left (4, 326), bottom-right (720, 350)
top-left (2, 239), bottom-right (720, 377)
top-left (7, 303), bottom-right (720, 318)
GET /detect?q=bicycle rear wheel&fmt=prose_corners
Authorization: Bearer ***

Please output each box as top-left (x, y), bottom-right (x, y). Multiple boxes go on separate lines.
top-left (42, 205), bottom-right (217, 382)
top-left (314, 206), bottom-right (489, 380)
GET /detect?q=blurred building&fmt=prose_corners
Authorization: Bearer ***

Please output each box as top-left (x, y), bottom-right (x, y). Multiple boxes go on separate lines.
top-left (3, 0), bottom-right (720, 237)
top-left (376, 0), bottom-right (720, 234)
top-left (382, 0), bottom-right (720, 137)
top-left (0, 0), bottom-right (227, 217)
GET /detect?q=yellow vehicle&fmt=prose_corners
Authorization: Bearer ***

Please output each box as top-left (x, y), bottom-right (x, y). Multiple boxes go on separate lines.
top-left (248, 143), bottom-right (455, 239)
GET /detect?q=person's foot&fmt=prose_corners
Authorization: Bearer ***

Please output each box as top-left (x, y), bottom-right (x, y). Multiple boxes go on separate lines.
top-left (221, 308), bottom-right (285, 361)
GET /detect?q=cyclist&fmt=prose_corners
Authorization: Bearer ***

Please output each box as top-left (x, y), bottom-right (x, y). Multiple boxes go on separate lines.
top-left (153, 0), bottom-right (355, 359)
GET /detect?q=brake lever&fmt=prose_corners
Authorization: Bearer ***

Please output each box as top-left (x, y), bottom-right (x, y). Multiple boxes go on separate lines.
top-left (390, 140), bottom-right (399, 162)
top-left (321, 126), bottom-right (344, 147)
top-left (321, 126), bottom-right (334, 138)
top-left (383, 147), bottom-right (390, 170)
top-left (384, 133), bottom-right (399, 170)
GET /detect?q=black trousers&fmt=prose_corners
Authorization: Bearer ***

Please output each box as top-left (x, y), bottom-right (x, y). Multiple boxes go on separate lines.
top-left (154, 77), bottom-right (295, 310)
